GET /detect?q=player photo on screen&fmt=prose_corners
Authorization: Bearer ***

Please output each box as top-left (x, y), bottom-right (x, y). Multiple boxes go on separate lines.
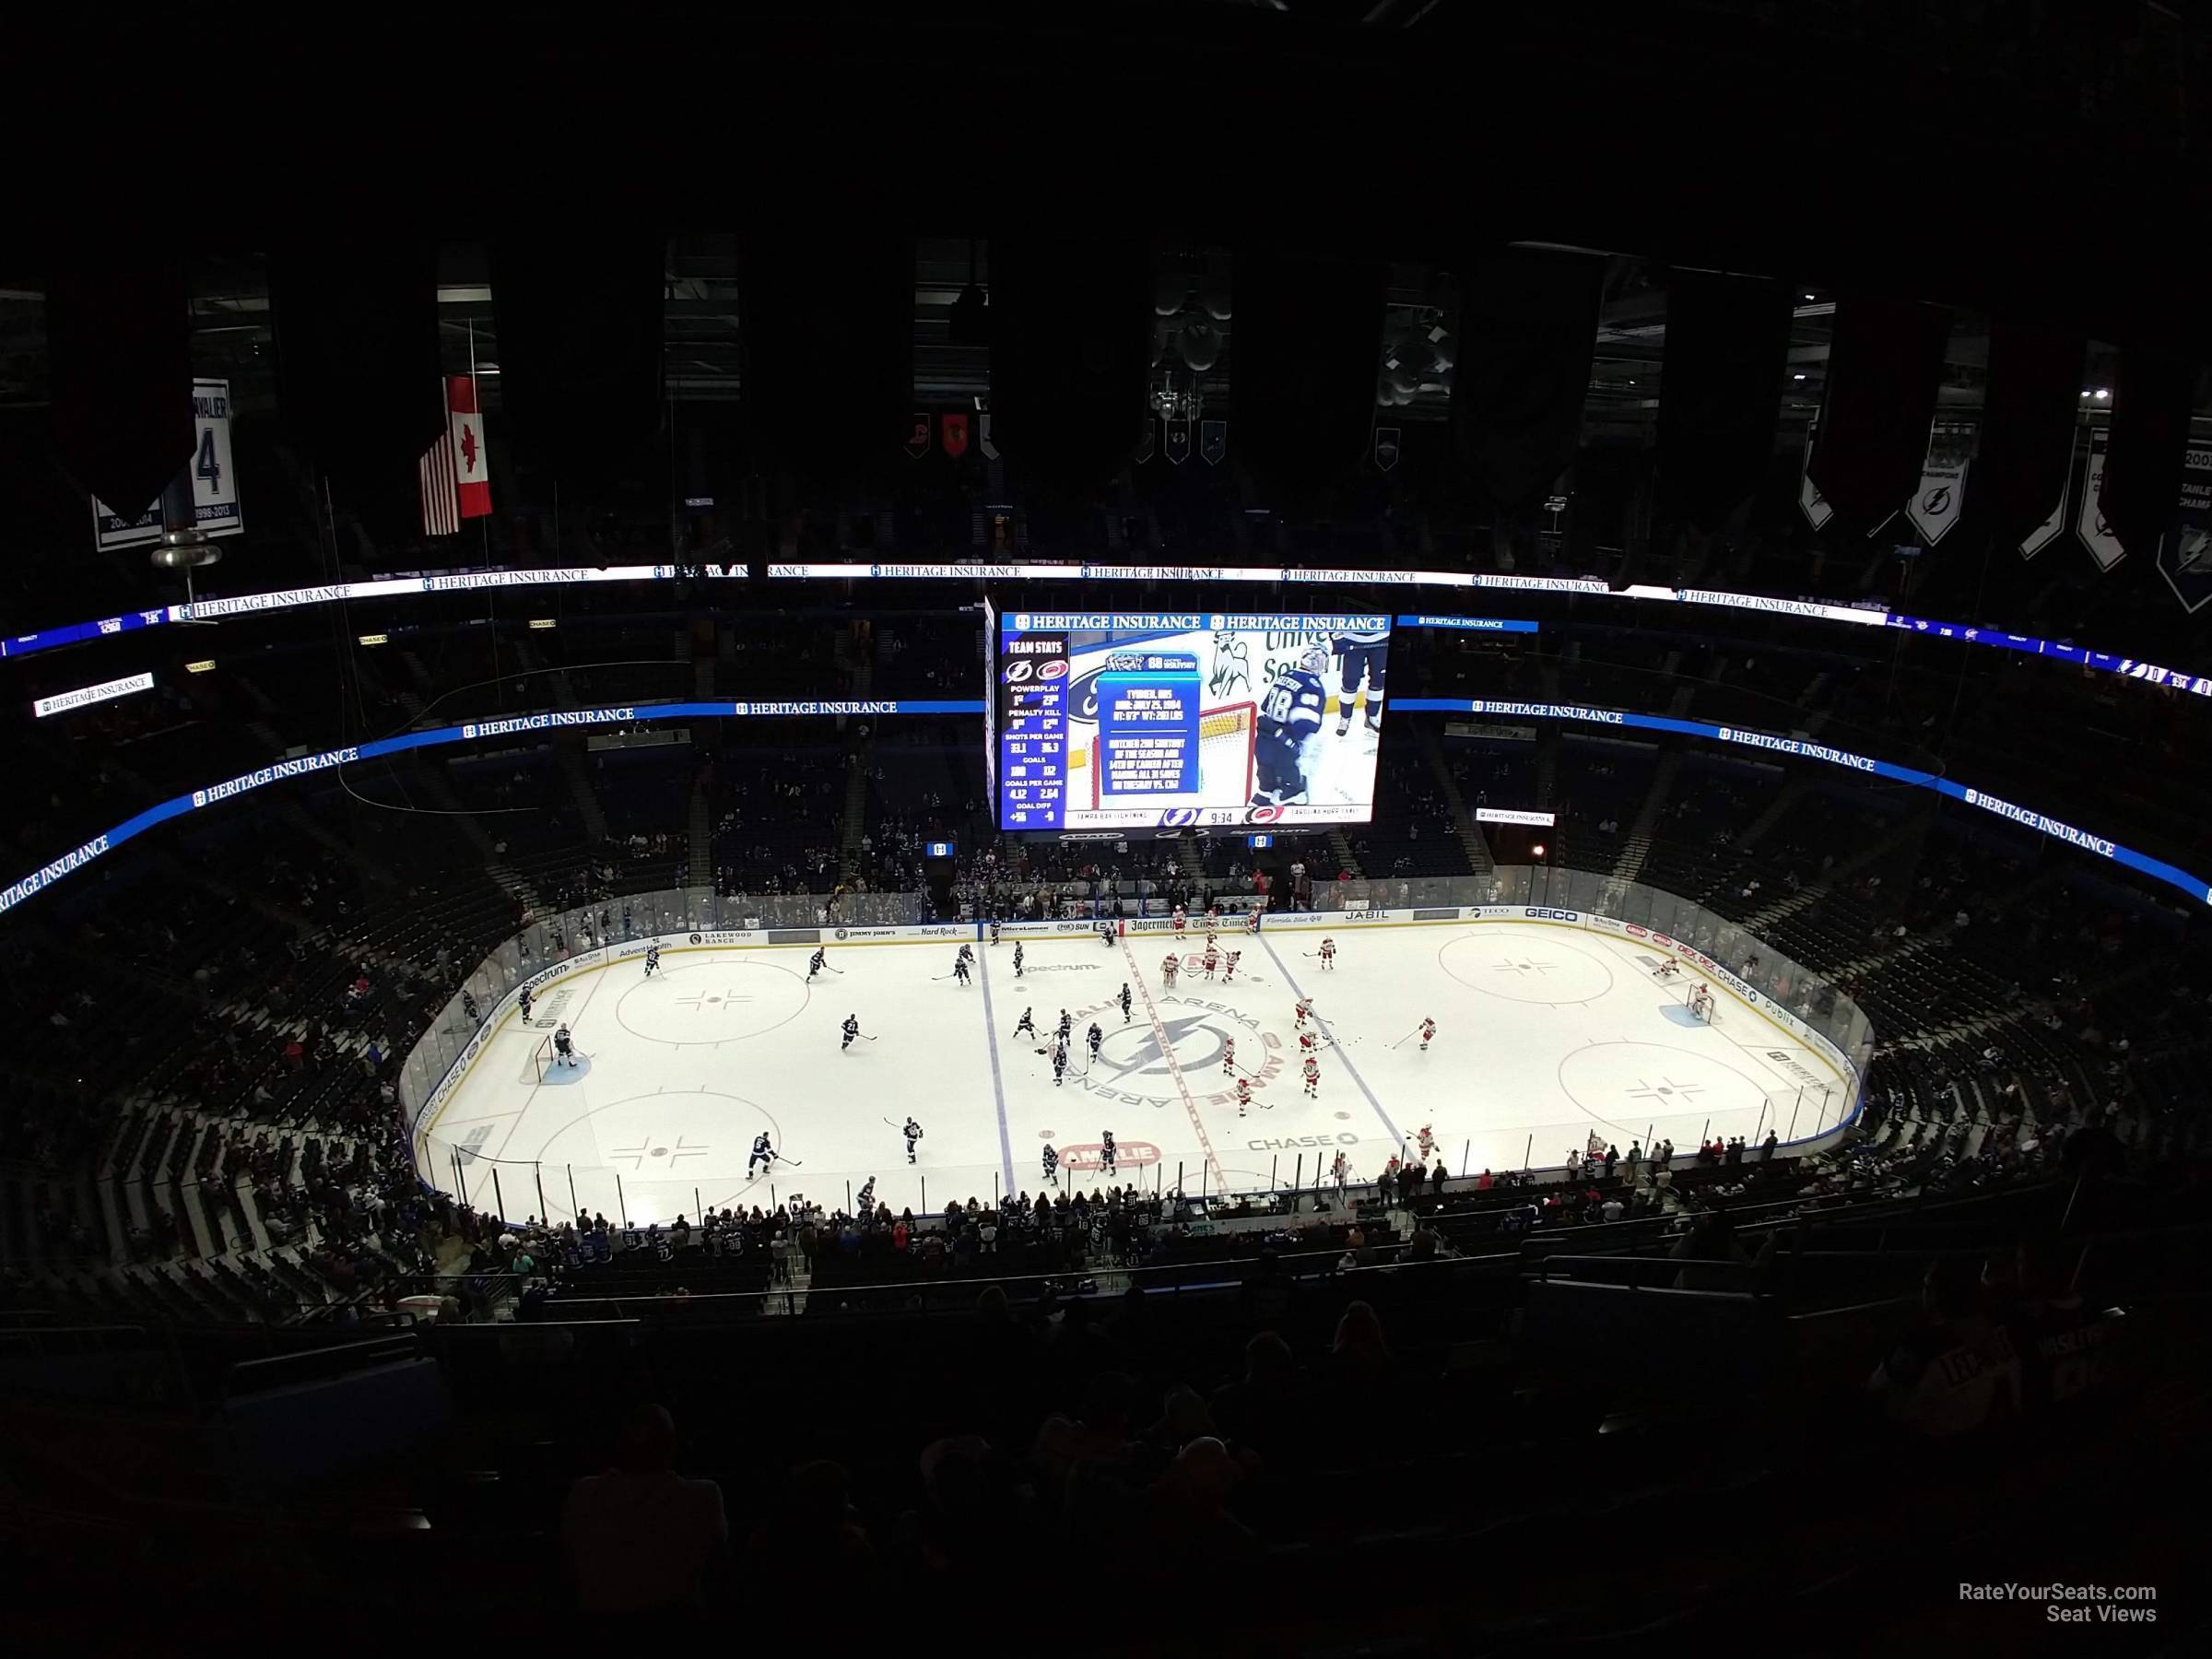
top-left (996, 612), bottom-right (1392, 831)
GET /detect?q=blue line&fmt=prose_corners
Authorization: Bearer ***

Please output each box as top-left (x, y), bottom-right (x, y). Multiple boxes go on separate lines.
top-left (974, 928), bottom-right (1019, 1200)
top-left (1256, 928), bottom-right (1404, 1155)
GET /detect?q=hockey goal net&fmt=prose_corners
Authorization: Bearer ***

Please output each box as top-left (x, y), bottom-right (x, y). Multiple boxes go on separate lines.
top-left (529, 1033), bottom-right (555, 1083)
top-left (1071, 700), bottom-right (1257, 810)
top-left (1685, 983), bottom-right (1720, 1024)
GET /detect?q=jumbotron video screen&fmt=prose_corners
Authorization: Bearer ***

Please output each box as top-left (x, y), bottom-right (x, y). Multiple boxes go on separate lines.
top-left (995, 610), bottom-right (1393, 831)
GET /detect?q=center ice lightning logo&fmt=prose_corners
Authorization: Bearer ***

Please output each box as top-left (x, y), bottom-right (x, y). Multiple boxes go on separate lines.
top-left (1097, 1014), bottom-right (1232, 1079)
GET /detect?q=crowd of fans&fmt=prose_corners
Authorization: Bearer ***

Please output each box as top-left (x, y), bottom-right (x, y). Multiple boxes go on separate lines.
top-left (1, 601), bottom-right (2205, 1336)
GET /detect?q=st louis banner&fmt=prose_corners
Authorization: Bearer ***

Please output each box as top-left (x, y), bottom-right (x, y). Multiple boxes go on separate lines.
top-left (1905, 419), bottom-right (1974, 545)
top-left (1797, 418), bottom-right (1834, 530)
top-left (2019, 436), bottom-right (2071, 559)
top-left (2158, 445), bottom-right (2212, 613)
top-left (2077, 427), bottom-right (2127, 571)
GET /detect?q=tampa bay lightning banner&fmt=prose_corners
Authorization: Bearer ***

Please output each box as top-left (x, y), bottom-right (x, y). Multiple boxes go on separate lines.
top-left (1797, 418), bottom-right (1834, 530)
top-left (1906, 419), bottom-right (1974, 545)
top-left (2158, 444), bottom-right (2212, 613)
top-left (2019, 436), bottom-right (2070, 559)
top-left (2077, 427), bottom-right (2127, 571)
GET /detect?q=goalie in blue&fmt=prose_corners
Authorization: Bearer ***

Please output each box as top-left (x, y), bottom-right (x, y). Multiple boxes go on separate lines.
top-left (1253, 645), bottom-right (1330, 805)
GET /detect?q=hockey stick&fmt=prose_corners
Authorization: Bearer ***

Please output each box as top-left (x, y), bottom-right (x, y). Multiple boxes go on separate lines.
top-left (1388, 1027), bottom-right (1422, 1050)
top-left (860, 1032), bottom-right (879, 1041)
top-left (771, 1152), bottom-right (804, 1167)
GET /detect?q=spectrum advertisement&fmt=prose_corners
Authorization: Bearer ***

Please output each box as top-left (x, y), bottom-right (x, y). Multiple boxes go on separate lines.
top-left (995, 612), bottom-right (1394, 832)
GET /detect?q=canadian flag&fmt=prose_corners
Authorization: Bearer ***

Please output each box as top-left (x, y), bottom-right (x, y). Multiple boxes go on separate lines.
top-left (418, 375), bottom-right (492, 535)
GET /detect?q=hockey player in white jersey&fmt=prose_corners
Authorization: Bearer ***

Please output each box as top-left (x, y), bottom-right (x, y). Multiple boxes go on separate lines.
top-left (1253, 646), bottom-right (1330, 806)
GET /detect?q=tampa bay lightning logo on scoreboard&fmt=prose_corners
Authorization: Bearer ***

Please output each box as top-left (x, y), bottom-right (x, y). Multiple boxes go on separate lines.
top-left (1159, 807), bottom-right (1198, 828)
top-left (1005, 660), bottom-right (1035, 682)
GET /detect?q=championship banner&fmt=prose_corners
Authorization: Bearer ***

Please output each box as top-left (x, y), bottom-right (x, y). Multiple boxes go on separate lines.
top-left (2019, 439), bottom-right (2070, 559)
top-left (92, 379), bottom-right (244, 552)
top-left (1797, 418), bottom-right (1834, 530)
top-left (1905, 419), bottom-right (1974, 545)
top-left (2077, 427), bottom-right (2127, 571)
top-left (2157, 445), bottom-right (2212, 613)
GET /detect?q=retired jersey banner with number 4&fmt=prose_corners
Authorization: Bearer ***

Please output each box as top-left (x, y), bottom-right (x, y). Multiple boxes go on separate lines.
top-left (91, 378), bottom-right (243, 552)
top-left (1906, 419), bottom-right (1974, 544)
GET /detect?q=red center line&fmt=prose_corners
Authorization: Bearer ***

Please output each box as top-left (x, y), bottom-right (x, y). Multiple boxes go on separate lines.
top-left (1120, 935), bottom-right (1225, 1195)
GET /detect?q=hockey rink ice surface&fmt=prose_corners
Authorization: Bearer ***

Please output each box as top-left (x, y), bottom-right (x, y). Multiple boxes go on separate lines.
top-left (419, 921), bottom-right (1854, 1226)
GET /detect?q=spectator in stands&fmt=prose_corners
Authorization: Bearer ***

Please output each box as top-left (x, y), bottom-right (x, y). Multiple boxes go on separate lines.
top-left (1324, 1300), bottom-right (1396, 1418)
top-left (1670, 1209), bottom-right (1752, 1292)
top-left (561, 1404), bottom-right (728, 1618)
top-left (1867, 1257), bottom-right (2023, 1438)
top-left (1209, 1331), bottom-right (1303, 1460)
top-left (1143, 1436), bottom-right (1256, 1566)
top-left (742, 1459), bottom-right (877, 1605)
top-left (897, 1434), bottom-right (1043, 1583)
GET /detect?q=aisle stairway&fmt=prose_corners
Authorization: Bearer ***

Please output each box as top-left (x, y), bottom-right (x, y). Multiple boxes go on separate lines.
top-left (1419, 724), bottom-right (1494, 877)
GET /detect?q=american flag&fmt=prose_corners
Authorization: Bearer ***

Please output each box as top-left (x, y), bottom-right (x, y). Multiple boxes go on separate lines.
top-left (418, 375), bottom-right (491, 536)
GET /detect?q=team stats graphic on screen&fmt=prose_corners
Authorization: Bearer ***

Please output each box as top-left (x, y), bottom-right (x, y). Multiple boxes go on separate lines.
top-left (995, 612), bottom-right (1393, 831)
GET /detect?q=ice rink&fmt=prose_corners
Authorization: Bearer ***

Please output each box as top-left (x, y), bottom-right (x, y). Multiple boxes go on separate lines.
top-left (417, 919), bottom-right (1854, 1226)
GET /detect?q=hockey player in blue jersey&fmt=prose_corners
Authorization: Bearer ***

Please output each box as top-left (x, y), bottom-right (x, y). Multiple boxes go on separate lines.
top-left (1253, 645), bottom-right (1330, 805)
top-left (1331, 624), bottom-right (1389, 736)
